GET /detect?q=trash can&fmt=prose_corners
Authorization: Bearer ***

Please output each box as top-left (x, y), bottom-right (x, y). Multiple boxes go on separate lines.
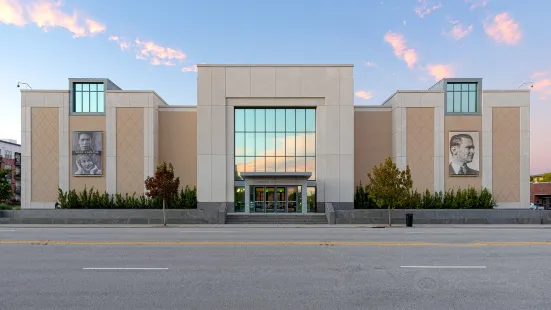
top-left (406, 213), bottom-right (413, 227)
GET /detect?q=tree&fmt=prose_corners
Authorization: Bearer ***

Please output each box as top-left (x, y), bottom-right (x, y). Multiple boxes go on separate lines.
top-left (0, 168), bottom-right (12, 202)
top-left (367, 157), bottom-right (413, 226)
top-left (144, 162), bottom-right (180, 226)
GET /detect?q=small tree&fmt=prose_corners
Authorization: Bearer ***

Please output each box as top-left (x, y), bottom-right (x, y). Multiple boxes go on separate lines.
top-left (367, 157), bottom-right (413, 226)
top-left (0, 168), bottom-right (13, 202)
top-left (144, 162), bottom-right (180, 226)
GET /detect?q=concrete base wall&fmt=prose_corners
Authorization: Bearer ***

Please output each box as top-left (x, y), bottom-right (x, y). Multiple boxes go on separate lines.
top-left (0, 209), bottom-right (219, 224)
top-left (336, 209), bottom-right (551, 224)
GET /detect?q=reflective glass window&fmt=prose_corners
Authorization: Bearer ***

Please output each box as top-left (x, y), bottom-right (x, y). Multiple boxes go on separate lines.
top-left (234, 108), bottom-right (316, 180)
top-left (72, 83), bottom-right (105, 113)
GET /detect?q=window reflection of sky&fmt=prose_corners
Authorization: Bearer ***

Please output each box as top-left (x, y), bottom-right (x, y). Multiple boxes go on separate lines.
top-left (234, 108), bottom-right (316, 180)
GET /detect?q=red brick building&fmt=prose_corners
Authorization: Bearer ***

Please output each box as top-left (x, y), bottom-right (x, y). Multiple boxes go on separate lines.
top-left (530, 182), bottom-right (551, 208)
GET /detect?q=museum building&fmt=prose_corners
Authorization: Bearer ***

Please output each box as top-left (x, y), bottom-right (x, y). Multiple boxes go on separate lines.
top-left (20, 64), bottom-right (531, 213)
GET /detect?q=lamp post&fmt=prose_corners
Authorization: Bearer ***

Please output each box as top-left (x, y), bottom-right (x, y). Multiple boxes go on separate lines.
top-left (16, 82), bottom-right (32, 89)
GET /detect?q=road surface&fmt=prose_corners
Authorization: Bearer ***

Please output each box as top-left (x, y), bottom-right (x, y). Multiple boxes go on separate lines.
top-left (1, 226), bottom-right (550, 309)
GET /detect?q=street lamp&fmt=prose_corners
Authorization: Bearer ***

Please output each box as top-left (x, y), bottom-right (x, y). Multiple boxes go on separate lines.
top-left (16, 82), bottom-right (32, 89)
top-left (517, 81), bottom-right (534, 89)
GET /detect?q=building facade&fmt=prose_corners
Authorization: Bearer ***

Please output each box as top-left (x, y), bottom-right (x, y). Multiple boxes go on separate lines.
top-left (20, 64), bottom-right (530, 213)
top-left (0, 139), bottom-right (21, 202)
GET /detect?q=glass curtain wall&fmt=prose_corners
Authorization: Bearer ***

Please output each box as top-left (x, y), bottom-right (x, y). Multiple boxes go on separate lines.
top-left (234, 108), bottom-right (316, 178)
top-left (234, 108), bottom-right (316, 212)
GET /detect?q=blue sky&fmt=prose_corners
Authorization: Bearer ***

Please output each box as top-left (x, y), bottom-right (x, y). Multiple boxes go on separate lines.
top-left (1, 0), bottom-right (549, 173)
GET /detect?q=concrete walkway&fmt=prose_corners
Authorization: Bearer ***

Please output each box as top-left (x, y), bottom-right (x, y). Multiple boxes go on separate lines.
top-left (1, 223), bottom-right (551, 228)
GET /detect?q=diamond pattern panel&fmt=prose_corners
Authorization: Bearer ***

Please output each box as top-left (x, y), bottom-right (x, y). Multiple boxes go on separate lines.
top-left (31, 108), bottom-right (59, 201)
top-left (493, 108), bottom-right (520, 202)
top-left (116, 108), bottom-right (144, 195)
top-left (407, 108), bottom-right (434, 192)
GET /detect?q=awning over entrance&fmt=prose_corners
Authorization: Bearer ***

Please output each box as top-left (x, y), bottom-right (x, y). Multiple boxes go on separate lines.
top-left (240, 172), bottom-right (312, 179)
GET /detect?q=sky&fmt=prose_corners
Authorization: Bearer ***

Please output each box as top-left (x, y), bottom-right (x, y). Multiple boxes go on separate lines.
top-left (0, 0), bottom-right (549, 174)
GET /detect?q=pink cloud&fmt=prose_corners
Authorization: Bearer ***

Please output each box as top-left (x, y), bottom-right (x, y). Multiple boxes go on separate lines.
top-left (533, 79), bottom-right (551, 89)
top-left (0, 0), bottom-right (26, 26)
top-left (108, 36), bottom-right (130, 51)
top-left (426, 64), bottom-right (454, 81)
top-left (533, 78), bottom-right (551, 100)
top-left (465, 0), bottom-right (488, 10)
top-left (484, 12), bottom-right (522, 45)
top-left (181, 65), bottom-right (198, 73)
top-left (26, 0), bottom-right (106, 38)
top-left (384, 31), bottom-right (418, 69)
top-left (447, 20), bottom-right (473, 40)
top-left (135, 38), bottom-right (186, 66)
top-left (0, 0), bottom-right (105, 37)
top-left (355, 90), bottom-right (374, 100)
top-left (531, 71), bottom-right (549, 79)
top-left (414, 0), bottom-right (442, 18)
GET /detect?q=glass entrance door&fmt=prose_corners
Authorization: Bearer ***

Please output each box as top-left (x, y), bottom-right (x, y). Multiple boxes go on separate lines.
top-left (276, 187), bottom-right (286, 212)
top-left (252, 186), bottom-right (300, 213)
top-left (254, 187), bottom-right (265, 213)
top-left (287, 186), bottom-right (298, 213)
top-left (266, 187), bottom-right (275, 213)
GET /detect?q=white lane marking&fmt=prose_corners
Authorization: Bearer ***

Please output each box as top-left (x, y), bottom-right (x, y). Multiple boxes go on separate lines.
top-left (401, 266), bottom-right (486, 269)
top-left (0, 230), bottom-right (15, 232)
top-left (179, 230), bottom-right (231, 233)
top-left (83, 268), bottom-right (168, 270)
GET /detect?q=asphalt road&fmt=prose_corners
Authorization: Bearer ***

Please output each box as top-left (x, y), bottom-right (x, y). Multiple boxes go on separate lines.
top-left (1, 227), bottom-right (551, 309)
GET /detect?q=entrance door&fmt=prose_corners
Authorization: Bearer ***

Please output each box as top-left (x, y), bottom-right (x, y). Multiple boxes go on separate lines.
top-left (287, 186), bottom-right (298, 213)
top-left (276, 187), bottom-right (286, 212)
top-left (265, 187), bottom-right (275, 213)
top-left (254, 187), bottom-right (265, 213)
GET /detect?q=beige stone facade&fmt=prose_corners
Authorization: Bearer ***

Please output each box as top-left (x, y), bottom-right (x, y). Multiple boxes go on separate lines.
top-left (20, 67), bottom-right (530, 211)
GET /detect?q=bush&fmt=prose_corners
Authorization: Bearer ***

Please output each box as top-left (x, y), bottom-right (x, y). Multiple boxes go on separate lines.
top-left (57, 186), bottom-right (197, 209)
top-left (354, 185), bottom-right (497, 209)
top-left (0, 203), bottom-right (12, 210)
top-left (354, 182), bottom-right (378, 209)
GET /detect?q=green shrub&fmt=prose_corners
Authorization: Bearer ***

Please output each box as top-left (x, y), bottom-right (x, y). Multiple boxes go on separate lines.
top-left (354, 182), bottom-right (378, 209)
top-left (0, 203), bottom-right (12, 210)
top-left (354, 185), bottom-right (497, 209)
top-left (56, 186), bottom-right (197, 209)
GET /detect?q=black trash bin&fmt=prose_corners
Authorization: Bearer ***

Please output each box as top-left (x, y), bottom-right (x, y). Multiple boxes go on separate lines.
top-left (406, 213), bottom-right (413, 227)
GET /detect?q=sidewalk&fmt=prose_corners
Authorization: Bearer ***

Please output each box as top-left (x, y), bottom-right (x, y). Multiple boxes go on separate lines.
top-left (1, 224), bottom-right (551, 229)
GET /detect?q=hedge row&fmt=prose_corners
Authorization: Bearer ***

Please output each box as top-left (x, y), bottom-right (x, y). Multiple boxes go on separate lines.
top-left (355, 185), bottom-right (497, 209)
top-left (57, 186), bottom-right (197, 209)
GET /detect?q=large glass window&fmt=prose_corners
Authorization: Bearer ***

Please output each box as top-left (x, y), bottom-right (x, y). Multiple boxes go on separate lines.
top-left (446, 82), bottom-right (478, 113)
top-left (234, 108), bottom-right (316, 180)
top-left (73, 83), bottom-right (105, 113)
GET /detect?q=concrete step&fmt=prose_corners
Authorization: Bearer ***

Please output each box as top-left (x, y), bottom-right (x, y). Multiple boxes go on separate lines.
top-left (226, 213), bottom-right (328, 224)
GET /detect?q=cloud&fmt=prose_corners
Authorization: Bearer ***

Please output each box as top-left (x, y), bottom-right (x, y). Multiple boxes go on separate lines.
top-left (364, 61), bottom-right (377, 67)
top-left (533, 78), bottom-right (551, 100)
top-left (25, 0), bottom-right (106, 38)
top-left (465, 0), bottom-right (488, 10)
top-left (0, 0), bottom-right (26, 26)
top-left (355, 90), bottom-right (374, 100)
top-left (384, 31), bottom-right (418, 68)
top-left (108, 36), bottom-right (130, 51)
top-left (533, 79), bottom-right (551, 90)
top-left (134, 38), bottom-right (186, 66)
top-left (1, 0), bottom-right (105, 37)
top-left (531, 71), bottom-right (549, 79)
top-left (446, 19), bottom-right (473, 40)
top-left (426, 64), bottom-right (454, 81)
top-left (484, 12), bottom-right (521, 45)
top-left (414, 0), bottom-right (442, 18)
top-left (181, 65), bottom-right (198, 72)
